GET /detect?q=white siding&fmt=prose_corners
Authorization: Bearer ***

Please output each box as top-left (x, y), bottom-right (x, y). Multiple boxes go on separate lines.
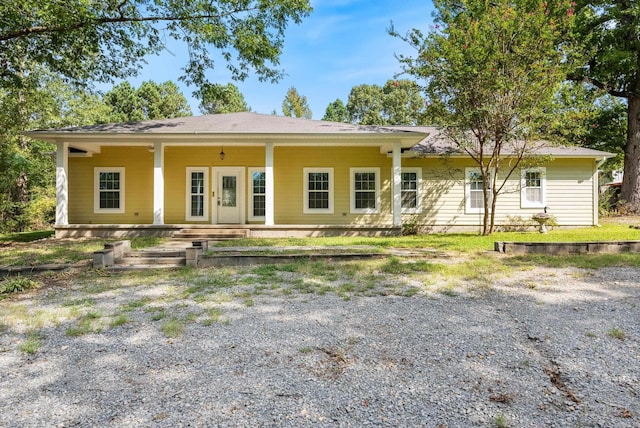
top-left (403, 157), bottom-right (596, 230)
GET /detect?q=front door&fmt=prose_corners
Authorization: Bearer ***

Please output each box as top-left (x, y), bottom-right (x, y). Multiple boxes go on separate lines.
top-left (212, 167), bottom-right (245, 224)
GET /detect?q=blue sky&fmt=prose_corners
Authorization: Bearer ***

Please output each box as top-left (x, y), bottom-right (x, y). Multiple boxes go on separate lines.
top-left (120, 0), bottom-right (435, 119)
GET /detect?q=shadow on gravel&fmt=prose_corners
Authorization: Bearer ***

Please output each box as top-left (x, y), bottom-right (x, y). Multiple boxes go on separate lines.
top-left (1, 266), bottom-right (638, 427)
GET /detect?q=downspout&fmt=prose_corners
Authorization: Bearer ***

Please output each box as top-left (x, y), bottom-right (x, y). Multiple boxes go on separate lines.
top-left (593, 157), bottom-right (609, 227)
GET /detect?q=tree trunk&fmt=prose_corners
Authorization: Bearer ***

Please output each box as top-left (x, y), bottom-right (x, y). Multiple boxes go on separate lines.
top-left (620, 94), bottom-right (640, 211)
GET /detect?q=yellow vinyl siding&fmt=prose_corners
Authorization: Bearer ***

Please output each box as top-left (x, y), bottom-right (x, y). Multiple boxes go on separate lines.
top-left (68, 143), bottom-right (597, 228)
top-left (164, 146), bottom-right (265, 224)
top-left (68, 147), bottom-right (153, 224)
top-left (273, 146), bottom-right (393, 225)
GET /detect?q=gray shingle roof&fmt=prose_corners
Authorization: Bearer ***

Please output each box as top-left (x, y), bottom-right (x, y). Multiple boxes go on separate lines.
top-left (26, 113), bottom-right (613, 159)
top-left (29, 112), bottom-right (422, 135)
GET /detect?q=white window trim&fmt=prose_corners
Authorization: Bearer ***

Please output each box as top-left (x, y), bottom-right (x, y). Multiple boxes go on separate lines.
top-left (185, 167), bottom-right (209, 221)
top-left (350, 167), bottom-right (381, 214)
top-left (94, 167), bottom-right (125, 214)
top-left (521, 167), bottom-right (546, 209)
top-left (303, 168), bottom-right (334, 214)
top-left (400, 167), bottom-right (422, 214)
top-left (465, 167), bottom-right (492, 214)
top-left (248, 167), bottom-right (266, 221)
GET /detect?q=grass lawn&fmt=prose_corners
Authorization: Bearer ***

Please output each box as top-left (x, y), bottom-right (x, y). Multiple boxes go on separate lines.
top-left (211, 217), bottom-right (640, 253)
top-left (0, 234), bottom-right (166, 267)
top-left (1, 216), bottom-right (639, 269)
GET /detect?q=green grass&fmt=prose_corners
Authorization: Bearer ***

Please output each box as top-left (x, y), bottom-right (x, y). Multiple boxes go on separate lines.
top-left (609, 327), bottom-right (626, 340)
top-left (66, 315), bottom-right (99, 336)
top-left (109, 314), bottom-right (129, 328)
top-left (19, 331), bottom-right (44, 354)
top-left (0, 230), bottom-right (54, 243)
top-left (161, 317), bottom-right (185, 338)
top-left (0, 236), bottom-right (166, 267)
top-left (208, 220), bottom-right (640, 253)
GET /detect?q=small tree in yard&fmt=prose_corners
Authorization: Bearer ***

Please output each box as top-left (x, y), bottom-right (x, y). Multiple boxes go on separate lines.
top-left (392, 0), bottom-right (575, 235)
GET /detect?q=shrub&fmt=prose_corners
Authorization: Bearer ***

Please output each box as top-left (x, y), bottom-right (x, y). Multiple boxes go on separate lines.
top-left (0, 276), bottom-right (40, 297)
top-left (24, 189), bottom-right (56, 231)
top-left (402, 215), bottom-right (421, 235)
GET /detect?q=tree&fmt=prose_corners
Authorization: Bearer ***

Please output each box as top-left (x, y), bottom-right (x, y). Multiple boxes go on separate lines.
top-left (548, 82), bottom-right (626, 174)
top-left (345, 80), bottom-right (429, 125)
top-left (571, 1), bottom-right (640, 211)
top-left (199, 83), bottom-right (250, 114)
top-left (282, 87), bottom-right (312, 119)
top-left (0, 1), bottom-right (312, 92)
top-left (346, 84), bottom-right (385, 125)
top-left (392, 0), bottom-right (574, 235)
top-left (104, 81), bottom-right (191, 122)
top-left (322, 99), bottom-right (349, 122)
top-left (381, 80), bottom-right (429, 125)
top-left (0, 71), bottom-right (112, 231)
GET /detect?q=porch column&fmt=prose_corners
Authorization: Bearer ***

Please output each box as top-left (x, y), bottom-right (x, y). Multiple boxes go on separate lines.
top-left (392, 142), bottom-right (402, 228)
top-left (265, 142), bottom-right (275, 226)
top-left (55, 141), bottom-right (69, 226)
top-left (153, 142), bottom-right (164, 225)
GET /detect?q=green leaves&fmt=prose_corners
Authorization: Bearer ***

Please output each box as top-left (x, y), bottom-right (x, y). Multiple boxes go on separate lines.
top-left (392, 0), bottom-right (577, 234)
top-left (104, 80), bottom-right (192, 122)
top-left (198, 83), bottom-right (250, 114)
top-left (0, 0), bottom-right (313, 91)
top-left (282, 86), bottom-right (312, 119)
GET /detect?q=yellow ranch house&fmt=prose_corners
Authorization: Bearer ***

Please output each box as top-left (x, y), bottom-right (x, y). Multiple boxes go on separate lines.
top-left (26, 112), bottom-right (612, 238)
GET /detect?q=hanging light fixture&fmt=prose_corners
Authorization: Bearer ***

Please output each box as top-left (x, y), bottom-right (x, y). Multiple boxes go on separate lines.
top-left (219, 147), bottom-right (225, 160)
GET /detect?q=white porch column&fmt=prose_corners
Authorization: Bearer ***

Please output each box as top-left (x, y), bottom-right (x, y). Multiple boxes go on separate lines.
top-left (265, 142), bottom-right (275, 226)
top-left (153, 142), bottom-right (165, 225)
top-left (55, 142), bottom-right (69, 226)
top-left (392, 142), bottom-right (402, 228)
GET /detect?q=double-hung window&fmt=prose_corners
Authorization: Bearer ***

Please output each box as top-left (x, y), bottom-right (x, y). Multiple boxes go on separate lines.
top-left (401, 168), bottom-right (422, 213)
top-left (350, 168), bottom-right (380, 214)
top-left (303, 168), bottom-right (333, 214)
top-left (94, 167), bottom-right (125, 213)
top-left (186, 168), bottom-right (209, 221)
top-left (465, 167), bottom-right (490, 214)
top-left (249, 168), bottom-right (266, 220)
top-left (521, 167), bottom-right (546, 208)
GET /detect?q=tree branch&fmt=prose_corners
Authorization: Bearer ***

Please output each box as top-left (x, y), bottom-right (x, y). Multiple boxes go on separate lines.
top-left (0, 8), bottom-right (257, 42)
top-left (567, 72), bottom-right (631, 98)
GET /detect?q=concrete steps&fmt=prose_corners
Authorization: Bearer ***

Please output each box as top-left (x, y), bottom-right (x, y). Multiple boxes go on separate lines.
top-left (172, 228), bottom-right (248, 240)
top-left (114, 249), bottom-right (187, 268)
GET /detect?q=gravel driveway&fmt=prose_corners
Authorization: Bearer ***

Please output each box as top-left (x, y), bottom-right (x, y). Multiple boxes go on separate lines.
top-left (1, 265), bottom-right (638, 427)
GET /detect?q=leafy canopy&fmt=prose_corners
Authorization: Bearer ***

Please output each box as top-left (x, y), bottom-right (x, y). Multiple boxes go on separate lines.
top-left (571, 1), bottom-right (640, 209)
top-left (345, 79), bottom-right (428, 125)
top-left (104, 81), bottom-right (192, 122)
top-left (199, 83), bottom-right (250, 114)
top-left (282, 86), bottom-right (312, 119)
top-left (392, 0), bottom-right (575, 234)
top-left (0, 0), bottom-right (312, 90)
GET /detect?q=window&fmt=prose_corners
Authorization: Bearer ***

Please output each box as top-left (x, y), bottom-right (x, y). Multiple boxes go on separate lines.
top-left (350, 168), bottom-right (380, 214)
top-left (186, 168), bottom-right (209, 221)
top-left (303, 168), bottom-right (333, 214)
top-left (249, 168), bottom-right (266, 220)
top-left (94, 168), bottom-right (125, 213)
top-left (465, 167), bottom-right (490, 214)
top-left (401, 168), bottom-right (422, 213)
top-left (521, 167), bottom-right (546, 208)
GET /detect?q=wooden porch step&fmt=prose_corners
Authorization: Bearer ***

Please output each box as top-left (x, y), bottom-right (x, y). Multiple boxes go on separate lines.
top-left (172, 228), bottom-right (248, 240)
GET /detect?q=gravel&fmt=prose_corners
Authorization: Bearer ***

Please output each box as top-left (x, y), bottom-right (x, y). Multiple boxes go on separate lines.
top-left (0, 265), bottom-right (638, 427)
